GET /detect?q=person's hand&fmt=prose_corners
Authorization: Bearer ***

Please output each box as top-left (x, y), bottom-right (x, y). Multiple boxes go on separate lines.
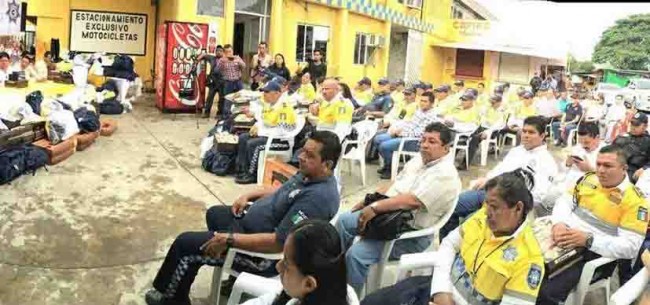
top-left (555, 228), bottom-right (589, 249)
top-left (574, 157), bottom-right (592, 172)
top-left (309, 103), bottom-right (319, 115)
top-left (551, 223), bottom-right (569, 245)
top-left (250, 126), bottom-right (258, 137)
top-left (565, 156), bottom-right (575, 167)
top-left (197, 53), bottom-right (205, 61)
top-left (357, 206), bottom-right (378, 234)
top-left (200, 233), bottom-right (228, 258)
top-left (231, 195), bottom-right (250, 216)
top-left (431, 293), bottom-right (455, 305)
top-left (390, 128), bottom-right (402, 137)
top-left (351, 201), bottom-right (365, 212)
top-left (471, 177), bottom-right (488, 190)
top-left (634, 168), bottom-right (645, 180)
top-left (382, 121), bottom-right (390, 128)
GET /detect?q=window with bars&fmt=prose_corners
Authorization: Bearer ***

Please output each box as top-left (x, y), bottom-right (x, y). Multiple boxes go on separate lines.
top-left (354, 33), bottom-right (370, 65)
top-left (296, 24), bottom-right (329, 62)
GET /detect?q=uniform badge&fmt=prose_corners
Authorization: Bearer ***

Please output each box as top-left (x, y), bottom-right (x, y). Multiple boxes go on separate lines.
top-left (637, 207), bottom-right (648, 222)
top-left (290, 210), bottom-right (308, 225)
top-left (502, 245), bottom-right (518, 262)
top-left (608, 191), bottom-right (623, 204)
top-left (527, 264), bottom-right (542, 289)
top-left (288, 189), bottom-right (301, 200)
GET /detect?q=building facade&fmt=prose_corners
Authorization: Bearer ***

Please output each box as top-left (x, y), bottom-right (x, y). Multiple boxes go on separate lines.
top-left (24, 0), bottom-right (566, 90)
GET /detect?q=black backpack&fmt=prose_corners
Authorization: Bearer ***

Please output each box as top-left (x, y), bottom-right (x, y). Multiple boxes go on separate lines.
top-left (201, 146), bottom-right (236, 176)
top-left (26, 90), bottom-right (44, 115)
top-left (74, 108), bottom-right (100, 132)
top-left (99, 99), bottom-right (124, 115)
top-left (0, 144), bottom-right (48, 185)
top-left (112, 54), bottom-right (134, 72)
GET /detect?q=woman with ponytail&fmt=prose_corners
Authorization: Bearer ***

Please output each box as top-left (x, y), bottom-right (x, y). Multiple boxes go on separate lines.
top-left (361, 169), bottom-right (545, 305)
top-left (243, 219), bottom-right (350, 305)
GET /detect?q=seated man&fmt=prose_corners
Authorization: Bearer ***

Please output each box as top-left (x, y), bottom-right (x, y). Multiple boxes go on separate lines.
top-left (503, 90), bottom-right (537, 141)
top-left (361, 170), bottom-right (545, 305)
top-left (353, 77), bottom-right (374, 106)
top-left (541, 122), bottom-right (604, 216)
top-left (466, 93), bottom-right (507, 168)
top-left (354, 77), bottom-right (394, 119)
top-left (432, 85), bottom-right (455, 116)
top-left (13, 54), bottom-right (38, 81)
top-left (551, 91), bottom-right (583, 147)
top-left (375, 91), bottom-right (437, 179)
top-left (144, 130), bottom-right (342, 305)
top-left (443, 91), bottom-right (481, 170)
top-left (336, 122), bottom-right (462, 293)
top-left (390, 79), bottom-right (406, 107)
top-left (537, 145), bottom-right (649, 305)
top-left (535, 85), bottom-right (562, 122)
top-left (235, 81), bottom-right (299, 184)
top-left (601, 94), bottom-right (627, 142)
top-left (309, 78), bottom-right (354, 137)
top-left (613, 112), bottom-right (650, 184)
top-left (381, 86), bottom-right (419, 128)
top-left (441, 115), bottom-right (558, 238)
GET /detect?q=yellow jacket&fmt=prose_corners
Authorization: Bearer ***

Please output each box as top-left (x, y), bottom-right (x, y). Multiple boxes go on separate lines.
top-left (431, 207), bottom-right (545, 305)
top-left (317, 98), bottom-right (354, 127)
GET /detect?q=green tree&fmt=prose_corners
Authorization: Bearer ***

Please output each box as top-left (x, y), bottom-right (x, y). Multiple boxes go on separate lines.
top-left (592, 14), bottom-right (650, 71)
top-left (568, 54), bottom-right (594, 73)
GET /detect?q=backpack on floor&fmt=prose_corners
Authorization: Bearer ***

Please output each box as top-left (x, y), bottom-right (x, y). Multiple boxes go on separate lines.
top-left (0, 144), bottom-right (48, 185)
top-left (99, 99), bottom-right (124, 115)
top-left (201, 146), bottom-right (236, 176)
top-left (26, 90), bottom-right (44, 115)
top-left (74, 108), bottom-right (101, 132)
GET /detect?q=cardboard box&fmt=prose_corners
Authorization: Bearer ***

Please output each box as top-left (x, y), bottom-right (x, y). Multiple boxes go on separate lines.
top-left (263, 158), bottom-right (298, 188)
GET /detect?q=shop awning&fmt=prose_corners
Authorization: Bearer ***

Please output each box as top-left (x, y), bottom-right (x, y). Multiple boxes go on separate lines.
top-left (432, 41), bottom-right (567, 61)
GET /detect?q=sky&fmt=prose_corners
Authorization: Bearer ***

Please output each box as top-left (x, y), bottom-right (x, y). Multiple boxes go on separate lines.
top-left (472, 0), bottom-right (650, 61)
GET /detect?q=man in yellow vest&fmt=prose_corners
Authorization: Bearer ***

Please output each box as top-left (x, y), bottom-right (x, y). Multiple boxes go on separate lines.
top-left (390, 79), bottom-right (405, 107)
top-left (433, 85), bottom-right (454, 116)
top-left (235, 80), bottom-right (298, 184)
top-left (537, 145), bottom-right (649, 305)
top-left (353, 77), bottom-right (374, 106)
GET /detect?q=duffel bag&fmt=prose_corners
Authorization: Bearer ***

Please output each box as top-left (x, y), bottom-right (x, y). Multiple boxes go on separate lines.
top-left (0, 146), bottom-right (26, 185)
top-left (99, 99), bottom-right (124, 115)
top-left (74, 108), bottom-right (100, 132)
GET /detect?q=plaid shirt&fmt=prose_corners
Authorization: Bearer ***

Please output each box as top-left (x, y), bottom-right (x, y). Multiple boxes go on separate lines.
top-left (217, 57), bottom-right (246, 81)
top-left (400, 108), bottom-right (438, 138)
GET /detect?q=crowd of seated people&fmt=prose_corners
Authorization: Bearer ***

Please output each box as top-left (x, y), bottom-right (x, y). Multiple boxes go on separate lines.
top-left (152, 72), bottom-right (650, 305)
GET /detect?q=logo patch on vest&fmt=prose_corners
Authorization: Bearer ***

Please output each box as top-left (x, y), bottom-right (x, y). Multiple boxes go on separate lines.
top-left (608, 191), bottom-right (623, 204)
top-left (637, 207), bottom-right (648, 222)
top-left (291, 210), bottom-right (308, 225)
top-left (527, 264), bottom-right (542, 289)
top-left (288, 189), bottom-right (301, 200)
top-left (502, 245), bottom-right (518, 262)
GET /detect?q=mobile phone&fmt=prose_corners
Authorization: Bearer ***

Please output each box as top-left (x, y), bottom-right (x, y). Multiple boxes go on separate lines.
top-left (571, 155), bottom-right (584, 161)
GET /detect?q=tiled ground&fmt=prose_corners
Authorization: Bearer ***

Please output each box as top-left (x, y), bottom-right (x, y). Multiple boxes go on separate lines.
top-left (0, 95), bottom-right (611, 305)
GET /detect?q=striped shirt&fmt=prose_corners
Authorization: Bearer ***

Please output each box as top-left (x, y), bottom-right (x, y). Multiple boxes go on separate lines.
top-left (217, 57), bottom-right (246, 81)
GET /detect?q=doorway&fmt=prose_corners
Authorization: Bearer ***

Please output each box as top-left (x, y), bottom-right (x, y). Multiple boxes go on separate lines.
top-left (233, 0), bottom-right (271, 84)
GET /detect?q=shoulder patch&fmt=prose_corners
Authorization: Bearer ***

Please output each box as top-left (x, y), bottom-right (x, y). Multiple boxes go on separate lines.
top-left (527, 264), bottom-right (543, 289)
top-left (291, 210), bottom-right (308, 225)
top-left (288, 189), bottom-right (301, 200)
top-left (637, 207), bottom-right (648, 222)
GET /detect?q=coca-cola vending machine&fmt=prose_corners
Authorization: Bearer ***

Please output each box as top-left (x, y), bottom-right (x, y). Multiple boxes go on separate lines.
top-left (155, 21), bottom-right (208, 112)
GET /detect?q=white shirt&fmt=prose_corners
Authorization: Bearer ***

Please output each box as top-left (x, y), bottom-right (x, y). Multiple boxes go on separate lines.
top-left (551, 176), bottom-right (643, 259)
top-left (487, 144), bottom-right (559, 205)
top-left (604, 104), bottom-right (626, 122)
top-left (535, 98), bottom-right (561, 118)
top-left (387, 153), bottom-right (462, 229)
top-left (563, 142), bottom-right (605, 187)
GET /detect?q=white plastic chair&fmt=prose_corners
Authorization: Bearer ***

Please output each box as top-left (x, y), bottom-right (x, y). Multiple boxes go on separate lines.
top-left (610, 268), bottom-right (649, 305)
top-left (567, 116), bottom-right (584, 150)
top-left (227, 272), bottom-right (360, 305)
top-left (396, 251), bottom-right (469, 305)
top-left (210, 210), bottom-right (342, 305)
top-left (256, 115), bottom-right (307, 185)
top-left (479, 129), bottom-right (500, 167)
top-left (362, 193), bottom-right (459, 296)
top-left (340, 120), bottom-right (379, 186)
top-left (500, 132), bottom-right (518, 148)
top-left (451, 130), bottom-right (474, 170)
top-left (564, 257), bottom-right (616, 305)
top-left (72, 66), bottom-right (89, 89)
top-left (390, 137), bottom-right (420, 181)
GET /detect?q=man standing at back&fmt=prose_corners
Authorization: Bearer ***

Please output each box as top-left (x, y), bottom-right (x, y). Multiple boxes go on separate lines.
top-left (216, 44), bottom-right (246, 119)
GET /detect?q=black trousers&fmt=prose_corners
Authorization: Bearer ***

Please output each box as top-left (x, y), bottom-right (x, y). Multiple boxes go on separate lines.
top-left (536, 251), bottom-right (617, 305)
top-left (466, 126), bottom-right (488, 165)
top-left (204, 82), bottom-right (222, 117)
top-left (152, 205), bottom-right (238, 302)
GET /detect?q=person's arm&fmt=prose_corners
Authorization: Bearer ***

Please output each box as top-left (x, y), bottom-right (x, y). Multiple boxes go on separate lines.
top-left (237, 56), bottom-right (247, 69)
top-left (551, 192), bottom-right (573, 226)
top-left (244, 186), bottom-right (279, 202)
top-left (430, 227), bottom-right (462, 298)
top-left (486, 148), bottom-right (515, 179)
top-left (213, 232), bottom-right (283, 253)
top-left (367, 193), bottom-right (422, 213)
top-left (530, 154), bottom-right (559, 205)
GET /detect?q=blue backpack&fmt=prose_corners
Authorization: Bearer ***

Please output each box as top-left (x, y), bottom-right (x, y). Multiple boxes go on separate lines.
top-left (201, 146), bottom-right (236, 176)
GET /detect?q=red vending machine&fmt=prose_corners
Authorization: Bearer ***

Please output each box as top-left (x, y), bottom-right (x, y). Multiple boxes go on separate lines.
top-left (155, 22), bottom-right (209, 112)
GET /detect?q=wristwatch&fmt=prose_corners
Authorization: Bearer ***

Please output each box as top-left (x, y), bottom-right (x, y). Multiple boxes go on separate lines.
top-left (226, 232), bottom-right (235, 248)
top-left (369, 202), bottom-right (379, 214)
top-left (585, 233), bottom-right (594, 249)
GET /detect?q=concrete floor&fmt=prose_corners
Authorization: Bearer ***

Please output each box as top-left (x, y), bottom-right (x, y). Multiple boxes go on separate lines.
top-left (0, 94), bottom-right (611, 305)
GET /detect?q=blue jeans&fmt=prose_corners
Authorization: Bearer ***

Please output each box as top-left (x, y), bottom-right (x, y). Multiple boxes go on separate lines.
top-left (552, 122), bottom-right (577, 143)
top-left (378, 138), bottom-right (419, 170)
top-left (336, 211), bottom-right (431, 292)
top-left (439, 190), bottom-right (486, 240)
top-left (373, 132), bottom-right (392, 147)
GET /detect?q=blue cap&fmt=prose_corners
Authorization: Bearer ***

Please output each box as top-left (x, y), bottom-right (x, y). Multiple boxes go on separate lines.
top-left (403, 87), bottom-right (416, 94)
top-left (632, 112), bottom-right (648, 124)
top-left (434, 85), bottom-right (450, 93)
top-left (521, 91), bottom-right (534, 99)
top-left (392, 79), bottom-right (405, 86)
top-left (460, 91), bottom-right (477, 101)
top-left (423, 82), bottom-right (433, 90)
top-left (271, 76), bottom-right (287, 86)
top-left (358, 77), bottom-right (371, 86)
top-left (261, 81), bottom-right (283, 92)
top-left (378, 78), bottom-right (390, 85)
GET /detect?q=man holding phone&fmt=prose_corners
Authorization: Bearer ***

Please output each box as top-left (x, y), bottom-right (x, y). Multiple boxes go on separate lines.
top-left (215, 44), bottom-right (246, 119)
top-left (144, 131), bottom-right (342, 305)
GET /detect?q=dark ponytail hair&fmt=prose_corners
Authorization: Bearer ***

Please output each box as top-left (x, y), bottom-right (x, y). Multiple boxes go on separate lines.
top-left (272, 219), bottom-right (349, 305)
top-left (484, 168), bottom-right (535, 219)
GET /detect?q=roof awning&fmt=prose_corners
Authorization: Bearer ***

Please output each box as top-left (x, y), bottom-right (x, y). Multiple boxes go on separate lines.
top-left (432, 41), bottom-right (567, 61)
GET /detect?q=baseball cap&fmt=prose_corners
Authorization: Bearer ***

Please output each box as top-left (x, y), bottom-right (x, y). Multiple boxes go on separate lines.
top-left (392, 79), bottom-right (405, 86)
top-left (466, 88), bottom-right (479, 96)
top-left (490, 94), bottom-right (503, 102)
top-left (403, 87), bottom-right (415, 95)
top-left (378, 78), bottom-right (390, 86)
top-left (271, 76), bottom-right (287, 86)
top-left (460, 91), bottom-right (477, 101)
top-left (632, 112), bottom-right (648, 124)
top-left (434, 85), bottom-right (450, 93)
top-left (260, 81), bottom-right (282, 92)
top-left (521, 91), bottom-right (534, 99)
top-left (423, 82), bottom-right (433, 90)
top-left (494, 86), bottom-right (504, 94)
top-left (454, 80), bottom-right (465, 87)
top-left (358, 77), bottom-right (372, 86)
